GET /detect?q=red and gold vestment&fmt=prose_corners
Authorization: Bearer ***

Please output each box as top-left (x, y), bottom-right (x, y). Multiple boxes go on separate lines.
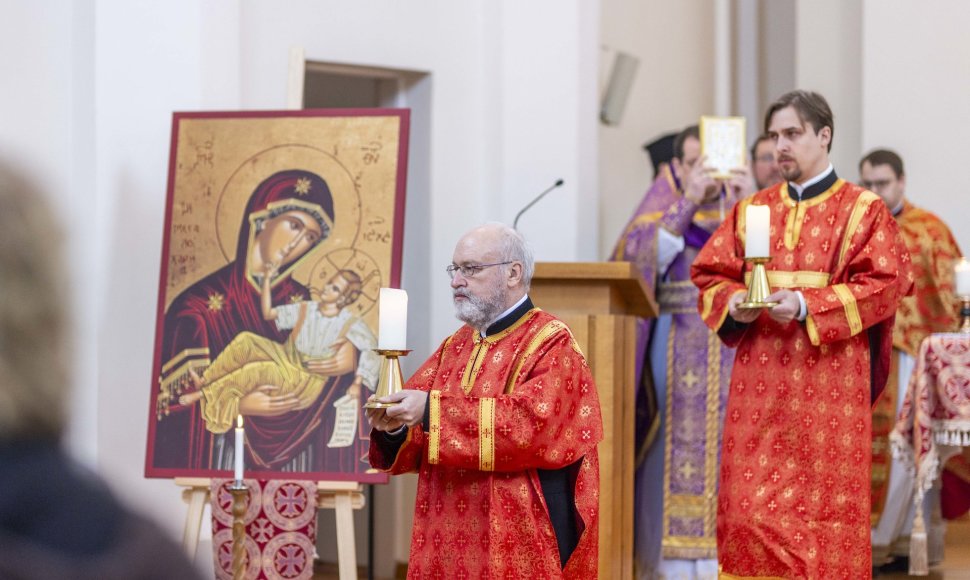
top-left (871, 201), bottom-right (963, 523)
top-left (370, 308), bottom-right (603, 579)
top-left (691, 179), bottom-right (911, 579)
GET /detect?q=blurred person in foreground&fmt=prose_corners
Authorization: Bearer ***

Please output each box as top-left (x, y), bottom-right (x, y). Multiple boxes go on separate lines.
top-left (0, 161), bottom-right (202, 579)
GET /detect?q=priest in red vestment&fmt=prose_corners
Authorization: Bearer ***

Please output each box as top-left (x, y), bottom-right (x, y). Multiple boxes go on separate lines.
top-left (367, 223), bottom-right (603, 579)
top-left (860, 149), bottom-right (965, 566)
top-left (691, 91), bottom-right (913, 579)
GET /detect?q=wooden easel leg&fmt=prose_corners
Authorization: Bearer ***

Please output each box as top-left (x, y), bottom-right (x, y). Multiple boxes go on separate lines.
top-left (183, 487), bottom-right (208, 559)
top-left (334, 491), bottom-right (358, 580)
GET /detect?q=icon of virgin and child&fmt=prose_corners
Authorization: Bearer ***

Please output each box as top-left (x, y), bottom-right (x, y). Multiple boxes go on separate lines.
top-left (149, 169), bottom-right (381, 478)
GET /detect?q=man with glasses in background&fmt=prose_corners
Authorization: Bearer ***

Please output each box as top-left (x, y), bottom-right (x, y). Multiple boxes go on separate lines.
top-left (365, 222), bottom-right (604, 579)
top-left (860, 148), bottom-right (966, 571)
top-left (751, 132), bottom-right (782, 189)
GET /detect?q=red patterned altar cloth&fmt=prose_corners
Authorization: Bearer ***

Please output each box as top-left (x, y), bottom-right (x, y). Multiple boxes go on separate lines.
top-left (210, 479), bottom-right (317, 579)
top-left (893, 334), bottom-right (970, 500)
top-left (892, 333), bottom-right (970, 574)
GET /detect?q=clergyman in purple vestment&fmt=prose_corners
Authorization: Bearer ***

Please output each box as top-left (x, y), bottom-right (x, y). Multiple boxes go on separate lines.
top-left (612, 125), bottom-right (756, 579)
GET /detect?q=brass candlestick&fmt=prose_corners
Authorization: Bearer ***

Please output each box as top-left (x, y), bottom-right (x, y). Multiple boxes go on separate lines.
top-left (229, 483), bottom-right (248, 580)
top-left (363, 349), bottom-right (411, 409)
top-left (958, 297), bottom-right (970, 333)
top-left (738, 257), bottom-right (779, 309)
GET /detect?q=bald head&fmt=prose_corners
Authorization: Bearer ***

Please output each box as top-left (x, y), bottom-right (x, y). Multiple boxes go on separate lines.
top-left (449, 223), bottom-right (534, 329)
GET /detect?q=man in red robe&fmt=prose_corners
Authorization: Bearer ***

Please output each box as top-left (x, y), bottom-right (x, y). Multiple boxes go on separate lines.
top-left (367, 223), bottom-right (603, 578)
top-left (861, 149), bottom-right (965, 567)
top-left (691, 90), bottom-right (912, 579)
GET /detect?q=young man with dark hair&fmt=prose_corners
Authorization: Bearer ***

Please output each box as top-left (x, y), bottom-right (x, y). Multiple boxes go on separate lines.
top-left (692, 90), bottom-right (913, 578)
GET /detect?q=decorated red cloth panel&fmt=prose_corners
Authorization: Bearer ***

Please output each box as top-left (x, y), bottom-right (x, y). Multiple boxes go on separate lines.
top-left (893, 334), bottom-right (970, 502)
top-left (210, 479), bottom-right (317, 580)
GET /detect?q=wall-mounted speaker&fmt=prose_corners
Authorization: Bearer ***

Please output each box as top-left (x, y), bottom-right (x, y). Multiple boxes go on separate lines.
top-left (600, 51), bottom-right (640, 126)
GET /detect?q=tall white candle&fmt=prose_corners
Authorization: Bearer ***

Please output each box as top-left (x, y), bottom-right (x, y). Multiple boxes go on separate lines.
top-left (234, 415), bottom-right (244, 483)
top-left (745, 205), bottom-right (771, 258)
top-left (956, 258), bottom-right (970, 297)
top-left (378, 288), bottom-right (408, 350)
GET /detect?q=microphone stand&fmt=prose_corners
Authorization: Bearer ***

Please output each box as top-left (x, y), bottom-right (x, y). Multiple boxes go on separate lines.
top-left (513, 179), bottom-right (564, 229)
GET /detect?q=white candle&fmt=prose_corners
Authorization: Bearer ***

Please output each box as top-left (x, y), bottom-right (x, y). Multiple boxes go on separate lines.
top-left (745, 204), bottom-right (771, 258)
top-left (956, 258), bottom-right (970, 297)
top-left (234, 415), bottom-right (244, 483)
top-left (378, 288), bottom-right (408, 350)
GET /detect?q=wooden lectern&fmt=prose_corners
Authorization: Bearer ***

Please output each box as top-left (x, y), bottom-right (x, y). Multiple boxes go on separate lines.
top-left (530, 262), bottom-right (656, 580)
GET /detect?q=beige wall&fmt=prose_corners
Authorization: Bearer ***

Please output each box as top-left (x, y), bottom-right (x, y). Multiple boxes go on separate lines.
top-left (598, 0), bottom-right (716, 258)
top-left (861, 0), bottom-right (970, 253)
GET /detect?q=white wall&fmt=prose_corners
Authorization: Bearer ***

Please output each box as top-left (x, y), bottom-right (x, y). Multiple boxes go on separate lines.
top-left (861, 0), bottom-right (970, 253)
top-left (0, 0), bottom-right (99, 465)
top-left (795, 0), bottom-right (863, 183)
top-left (598, 0), bottom-right (716, 258)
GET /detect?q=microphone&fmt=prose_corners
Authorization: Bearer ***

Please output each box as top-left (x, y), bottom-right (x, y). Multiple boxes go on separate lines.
top-left (513, 179), bottom-right (565, 229)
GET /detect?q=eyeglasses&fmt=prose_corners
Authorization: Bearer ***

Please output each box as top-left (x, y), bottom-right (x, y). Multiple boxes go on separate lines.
top-left (445, 261), bottom-right (512, 279)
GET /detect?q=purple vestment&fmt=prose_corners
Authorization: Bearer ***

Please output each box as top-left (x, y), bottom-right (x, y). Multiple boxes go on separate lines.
top-left (612, 166), bottom-right (734, 566)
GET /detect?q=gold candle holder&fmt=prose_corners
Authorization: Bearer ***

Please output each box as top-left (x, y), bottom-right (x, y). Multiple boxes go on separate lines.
top-left (229, 483), bottom-right (248, 580)
top-left (363, 349), bottom-right (411, 409)
top-left (958, 297), bottom-right (970, 333)
top-left (738, 257), bottom-right (779, 309)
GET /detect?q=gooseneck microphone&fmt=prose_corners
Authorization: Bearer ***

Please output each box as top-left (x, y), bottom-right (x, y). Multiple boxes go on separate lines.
top-left (512, 179), bottom-right (565, 230)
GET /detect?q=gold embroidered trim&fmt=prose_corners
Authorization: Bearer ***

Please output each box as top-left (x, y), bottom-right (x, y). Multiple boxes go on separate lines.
top-left (701, 281), bottom-right (729, 321)
top-left (780, 179), bottom-right (845, 250)
top-left (161, 347), bottom-right (210, 374)
top-left (159, 358), bottom-right (211, 391)
top-left (504, 318), bottom-right (569, 394)
top-left (737, 198), bottom-right (752, 251)
top-left (462, 338), bottom-right (487, 393)
top-left (838, 190), bottom-right (879, 266)
top-left (479, 397), bottom-right (496, 471)
top-left (704, 330), bottom-right (721, 539)
top-left (806, 314), bottom-right (821, 346)
top-left (778, 179), bottom-right (844, 209)
top-left (428, 390), bottom-right (441, 464)
top-left (743, 270), bottom-right (830, 289)
top-left (461, 309), bottom-right (542, 394)
top-left (832, 283), bottom-right (863, 336)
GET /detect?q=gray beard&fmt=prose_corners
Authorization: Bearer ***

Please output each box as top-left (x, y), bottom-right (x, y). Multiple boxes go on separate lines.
top-left (453, 288), bottom-right (506, 330)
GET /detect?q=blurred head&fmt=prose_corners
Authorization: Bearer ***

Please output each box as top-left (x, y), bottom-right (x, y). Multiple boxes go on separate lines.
top-left (0, 162), bottom-right (69, 442)
top-left (751, 133), bottom-right (782, 189)
top-left (765, 90), bottom-right (834, 184)
top-left (859, 149), bottom-right (906, 211)
top-left (448, 223), bottom-right (533, 330)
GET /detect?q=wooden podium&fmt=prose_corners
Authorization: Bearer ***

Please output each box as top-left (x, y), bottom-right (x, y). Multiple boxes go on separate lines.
top-left (530, 262), bottom-right (656, 580)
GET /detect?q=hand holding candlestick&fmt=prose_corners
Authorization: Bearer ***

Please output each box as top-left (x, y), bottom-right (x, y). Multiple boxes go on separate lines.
top-left (365, 289), bottom-right (411, 410)
top-left (738, 205), bottom-right (778, 309)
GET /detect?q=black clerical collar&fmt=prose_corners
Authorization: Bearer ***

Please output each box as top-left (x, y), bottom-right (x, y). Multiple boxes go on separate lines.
top-left (484, 295), bottom-right (534, 336)
top-left (787, 167), bottom-right (838, 202)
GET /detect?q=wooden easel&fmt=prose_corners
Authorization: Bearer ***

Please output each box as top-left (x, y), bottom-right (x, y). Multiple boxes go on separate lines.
top-left (175, 477), bottom-right (366, 580)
